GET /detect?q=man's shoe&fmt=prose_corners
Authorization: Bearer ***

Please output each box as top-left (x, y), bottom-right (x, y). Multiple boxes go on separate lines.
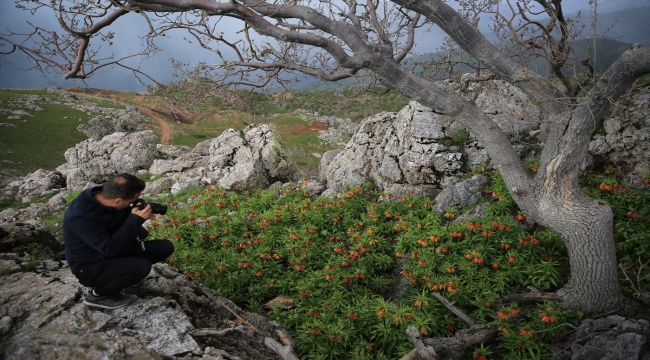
top-left (83, 290), bottom-right (136, 310)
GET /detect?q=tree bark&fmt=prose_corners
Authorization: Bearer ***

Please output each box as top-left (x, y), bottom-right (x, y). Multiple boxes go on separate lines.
top-left (534, 190), bottom-right (627, 313)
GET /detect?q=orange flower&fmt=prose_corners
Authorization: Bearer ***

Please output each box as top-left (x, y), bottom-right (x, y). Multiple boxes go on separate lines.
top-left (508, 308), bottom-right (521, 316)
top-left (519, 328), bottom-right (533, 337)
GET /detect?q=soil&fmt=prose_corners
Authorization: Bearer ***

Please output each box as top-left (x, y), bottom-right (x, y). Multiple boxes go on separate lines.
top-left (279, 121), bottom-right (328, 137)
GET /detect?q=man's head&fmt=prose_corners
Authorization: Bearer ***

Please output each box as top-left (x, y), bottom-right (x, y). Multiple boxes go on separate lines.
top-left (100, 174), bottom-right (146, 210)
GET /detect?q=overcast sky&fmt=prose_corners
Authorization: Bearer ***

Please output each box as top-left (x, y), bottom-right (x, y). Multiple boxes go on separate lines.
top-left (0, 0), bottom-right (644, 91)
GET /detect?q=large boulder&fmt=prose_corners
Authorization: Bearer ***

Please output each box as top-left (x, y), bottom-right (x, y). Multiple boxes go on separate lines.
top-left (323, 105), bottom-right (463, 197)
top-left (16, 169), bottom-right (65, 202)
top-left (323, 111), bottom-right (396, 194)
top-left (62, 130), bottom-right (159, 190)
top-left (206, 124), bottom-right (299, 190)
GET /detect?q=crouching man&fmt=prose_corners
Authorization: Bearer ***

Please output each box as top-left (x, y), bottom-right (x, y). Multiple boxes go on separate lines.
top-left (63, 173), bottom-right (174, 309)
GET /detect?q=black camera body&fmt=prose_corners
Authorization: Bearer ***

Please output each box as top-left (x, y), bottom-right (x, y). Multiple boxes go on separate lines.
top-left (134, 199), bottom-right (168, 215)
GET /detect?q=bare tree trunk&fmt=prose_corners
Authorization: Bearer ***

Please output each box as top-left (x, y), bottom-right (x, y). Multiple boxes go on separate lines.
top-left (535, 191), bottom-right (627, 313)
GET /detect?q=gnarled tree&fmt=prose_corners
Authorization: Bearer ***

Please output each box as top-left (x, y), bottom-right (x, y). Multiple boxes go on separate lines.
top-left (2, 0), bottom-right (649, 313)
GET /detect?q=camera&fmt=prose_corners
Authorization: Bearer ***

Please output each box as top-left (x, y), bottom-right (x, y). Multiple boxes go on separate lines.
top-left (134, 199), bottom-right (168, 215)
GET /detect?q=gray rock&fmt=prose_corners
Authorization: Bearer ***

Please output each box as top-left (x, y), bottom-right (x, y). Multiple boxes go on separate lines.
top-left (434, 175), bottom-right (489, 213)
top-left (149, 158), bottom-right (198, 175)
top-left (439, 74), bottom-right (541, 139)
top-left (63, 130), bottom-right (159, 190)
top-left (587, 86), bottom-right (650, 189)
top-left (16, 169), bottom-right (65, 201)
top-left (0, 315), bottom-right (12, 335)
top-left (0, 261), bottom-right (291, 360)
top-left (46, 190), bottom-right (71, 211)
top-left (324, 103), bottom-right (469, 195)
top-left (143, 176), bottom-right (176, 195)
top-left (550, 316), bottom-right (650, 360)
top-left (318, 150), bottom-right (341, 183)
top-left (157, 144), bottom-right (192, 159)
top-left (193, 139), bottom-right (214, 156)
top-left (0, 203), bottom-right (56, 223)
top-left (325, 112), bottom-right (395, 192)
top-left (453, 203), bottom-right (490, 224)
top-left (0, 222), bottom-right (63, 253)
top-left (206, 125), bottom-right (299, 190)
top-left (77, 116), bottom-right (114, 140)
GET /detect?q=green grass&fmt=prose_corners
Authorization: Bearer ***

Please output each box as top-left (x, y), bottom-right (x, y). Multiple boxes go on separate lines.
top-left (0, 89), bottom-right (92, 175)
top-left (638, 73), bottom-right (650, 86)
top-left (173, 133), bottom-right (213, 147)
top-left (272, 116), bottom-right (305, 126)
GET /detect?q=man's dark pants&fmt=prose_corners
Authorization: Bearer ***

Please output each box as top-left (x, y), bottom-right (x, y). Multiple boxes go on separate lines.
top-left (75, 239), bottom-right (174, 296)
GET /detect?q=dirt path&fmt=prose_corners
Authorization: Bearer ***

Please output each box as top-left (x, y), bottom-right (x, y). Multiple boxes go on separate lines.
top-left (137, 107), bottom-right (172, 144)
top-left (68, 89), bottom-right (173, 145)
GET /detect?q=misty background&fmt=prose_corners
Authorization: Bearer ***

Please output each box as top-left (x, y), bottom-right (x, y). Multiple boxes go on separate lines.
top-left (0, 0), bottom-right (648, 92)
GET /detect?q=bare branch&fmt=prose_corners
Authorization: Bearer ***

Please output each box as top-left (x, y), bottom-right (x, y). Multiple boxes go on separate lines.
top-left (431, 292), bottom-right (475, 327)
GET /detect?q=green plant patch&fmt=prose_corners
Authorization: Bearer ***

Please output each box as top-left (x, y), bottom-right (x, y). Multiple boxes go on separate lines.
top-left (149, 178), bottom-right (588, 359)
top-left (23, 259), bottom-right (41, 271)
top-left (41, 210), bottom-right (65, 243)
top-left (272, 116), bottom-right (305, 126)
top-left (0, 101), bottom-right (89, 175)
top-left (639, 73), bottom-right (650, 86)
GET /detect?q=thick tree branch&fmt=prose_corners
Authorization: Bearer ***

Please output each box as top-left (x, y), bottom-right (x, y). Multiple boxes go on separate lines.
top-left (393, 0), bottom-right (569, 117)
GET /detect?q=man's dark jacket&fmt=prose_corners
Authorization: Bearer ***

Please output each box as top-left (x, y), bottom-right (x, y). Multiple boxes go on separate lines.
top-left (63, 186), bottom-right (148, 275)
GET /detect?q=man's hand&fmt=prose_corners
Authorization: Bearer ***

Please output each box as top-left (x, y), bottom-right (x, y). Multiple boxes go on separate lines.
top-left (132, 204), bottom-right (153, 220)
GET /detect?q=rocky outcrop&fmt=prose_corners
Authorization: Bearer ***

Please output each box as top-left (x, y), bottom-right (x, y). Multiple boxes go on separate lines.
top-left (145, 124), bottom-right (298, 194)
top-left (588, 85), bottom-right (650, 188)
top-left (77, 105), bottom-right (146, 141)
top-left (322, 104), bottom-right (464, 197)
top-left (439, 74), bottom-right (541, 140)
top-left (14, 169), bottom-right (65, 202)
top-left (205, 124), bottom-right (299, 190)
top-left (0, 229), bottom-right (293, 360)
top-left (321, 111), bottom-right (396, 197)
top-left (0, 123), bottom-right (302, 221)
top-left (61, 130), bottom-right (159, 191)
top-left (320, 74), bottom-right (545, 197)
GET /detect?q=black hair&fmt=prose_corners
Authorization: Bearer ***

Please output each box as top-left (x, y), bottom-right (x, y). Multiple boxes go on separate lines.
top-left (100, 173), bottom-right (146, 200)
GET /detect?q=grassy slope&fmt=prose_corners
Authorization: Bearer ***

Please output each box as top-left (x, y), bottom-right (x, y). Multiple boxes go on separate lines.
top-left (0, 89), bottom-right (92, 175)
